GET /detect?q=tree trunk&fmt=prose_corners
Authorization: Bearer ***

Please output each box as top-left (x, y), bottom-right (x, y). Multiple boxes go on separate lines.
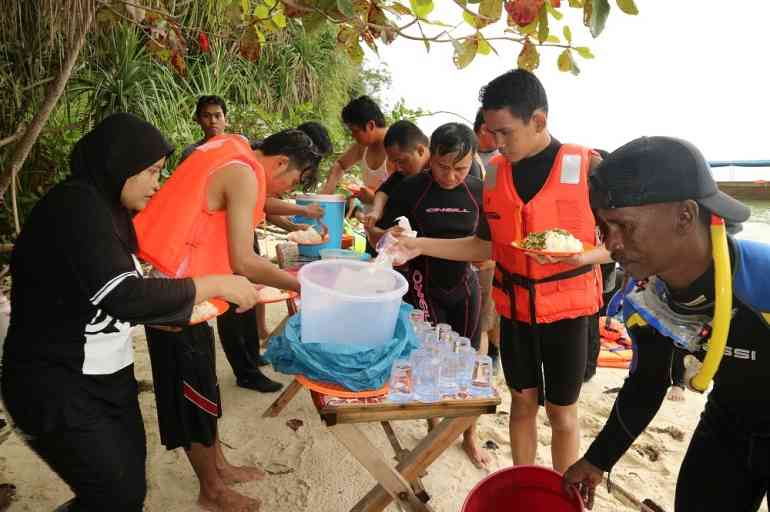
top-left (0, 4), bottom-right (95, 201)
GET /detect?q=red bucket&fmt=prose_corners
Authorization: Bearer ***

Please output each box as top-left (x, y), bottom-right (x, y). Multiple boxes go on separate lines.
top-left (462, 465), bottom-right (584, 512)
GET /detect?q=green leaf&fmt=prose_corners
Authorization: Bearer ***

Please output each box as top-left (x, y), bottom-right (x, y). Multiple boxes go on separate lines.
top-left (545, 0), bottom-right (563, 20)
top-left (241, 0), bottom-right (250, 16)
top-left (537, 5), bottom-right (549, 43)
top-left (479, 0), bottom-right (503, 21)
top-left (545, 34), bottom-right (560, 43)
top-left (563, 25), bottom-right (572, 43)
top-left (410, 0), bottom-right (434, 18)
top-left (568, 0), bottom-right (583, 6)
top-left (347, 41), bottom-right (365, 63)
top-left (616, 0), bottom-right (638, 14)
top-left (389, 2), bottom-right (413, 15)
top-left (574, 46), bottom-right (594, 58)
top-left (463, 9), bottom-right (480, 28)
top-left (254, 4), bottom-right (269, 18)
top-left (477, 33), bottom-right (493, 55)
top-left (519, 19), bottom-right (538, 35)
top-left (302, 12), bottom-right (327, 33)
top-left (588, 0), bottom-right (610, 37)
top-left (517, 39), bottom-right (540, 71)
top-left (453, 37), bottom-right (478, 69)
top-left (337, 0), bottom-right (355, 18)
top-left (273, 12), bottom-right (287, 28)
top-left (557, 48), bottom-right (572, 71)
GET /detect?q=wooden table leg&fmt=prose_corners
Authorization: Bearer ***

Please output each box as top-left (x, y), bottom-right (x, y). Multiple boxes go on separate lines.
top-left (351, 415), bottom-right (478, 512)
top-left (330, 423), bottom-right (433, 512)
top-left (261, 378), bottom-right (303, 418)
top-left (380, 422), bottom-right (429, 503)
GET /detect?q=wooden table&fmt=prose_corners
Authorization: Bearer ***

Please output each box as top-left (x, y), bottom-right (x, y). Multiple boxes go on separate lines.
top-left (265, 384), bottom-right (500, 512)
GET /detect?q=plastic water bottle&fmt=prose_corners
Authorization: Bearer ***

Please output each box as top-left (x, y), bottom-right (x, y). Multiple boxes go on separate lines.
top-left (387, 359), bottom-right (413, 402)
top-left (439, 351), bottom-right (460, 395)
top-left (412, 350), bottom-right (441, 402)
top-left (470, 355), bottom-right (494, 396)
top-left (457, 347), bottom-right (477, 393)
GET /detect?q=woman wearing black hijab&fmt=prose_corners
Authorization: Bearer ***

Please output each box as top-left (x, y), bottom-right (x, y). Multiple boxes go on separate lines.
top-left (1, 113), bottom-right (258, 512)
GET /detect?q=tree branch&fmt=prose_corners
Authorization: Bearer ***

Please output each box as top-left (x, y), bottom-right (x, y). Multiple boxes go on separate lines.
top-left (0, 3), bottom-right (96, 201)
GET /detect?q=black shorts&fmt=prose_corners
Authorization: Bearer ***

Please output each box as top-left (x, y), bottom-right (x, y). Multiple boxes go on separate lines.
top-left (146, 323), bottom-right (221, 450)
top-left (404, 268), bottom-right (481, 349)
top-left (499, 315), bottom-right (588, 406)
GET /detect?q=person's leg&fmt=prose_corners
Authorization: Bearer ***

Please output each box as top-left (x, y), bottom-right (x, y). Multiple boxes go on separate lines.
top-left (214, 426), bottom-right (265, 484)
top-left (499, 317), bottom-right (541, 465)
top-left (185, 442), bottom-right (261, 512)
top-left (216, 307), bottom-right (282, 393)
top-left (584, 313), bottom-right (600, 382)
top-left (541, 317), bottom-right (588, 472)
top-left (444, 271), bottom-right (489, 467)
top-left (668, 349), bottom-right (687, 401)
top-left (255, 304), bottom-right (269, 343)
top-left (27, 399), bottom-right (147, 512)
top-left (675, 411), bottom-right (767, 512)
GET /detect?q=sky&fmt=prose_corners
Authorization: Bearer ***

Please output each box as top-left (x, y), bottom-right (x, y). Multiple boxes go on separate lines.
top-left (365, 0), bottom-right (770, 163)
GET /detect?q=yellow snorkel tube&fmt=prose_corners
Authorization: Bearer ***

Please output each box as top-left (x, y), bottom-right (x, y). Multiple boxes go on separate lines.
top-left (689, 214), bottom-right (732, 393)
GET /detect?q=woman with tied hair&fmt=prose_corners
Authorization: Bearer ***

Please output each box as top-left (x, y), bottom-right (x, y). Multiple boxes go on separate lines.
top-left (375, 122), bottom-right (489, 468)
top-left (1, 113), bottom-right (258, 511)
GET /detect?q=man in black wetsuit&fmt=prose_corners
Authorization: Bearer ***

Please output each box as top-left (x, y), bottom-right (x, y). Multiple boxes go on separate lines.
top-left (563, 137), bottom-right (770, 512)
top-left (377, 123), bottom-right (489, 468)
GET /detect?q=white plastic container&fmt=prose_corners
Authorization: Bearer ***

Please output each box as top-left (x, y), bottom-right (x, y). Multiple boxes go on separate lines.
top-left (298, 260), bottom-right (408, 346)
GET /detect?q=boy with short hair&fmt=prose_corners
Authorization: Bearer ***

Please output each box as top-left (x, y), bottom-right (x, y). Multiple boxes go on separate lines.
top-left (396, 70), bottom-right (607, 472)
top-left (180, 95), bottom-right (228, 163)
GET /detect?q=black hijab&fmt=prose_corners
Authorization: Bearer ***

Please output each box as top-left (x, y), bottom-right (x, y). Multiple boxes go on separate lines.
top-left (69, 113), bottom-right (174, 252)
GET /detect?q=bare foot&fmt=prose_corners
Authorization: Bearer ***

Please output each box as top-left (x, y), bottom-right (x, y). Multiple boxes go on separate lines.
top-left (462, 437), bottom-right (491, 469)
top-left (667, 386), bottom-right (686, 402)
top-left (218, 463), bottom-right (266, 485)
top-left (199, 487), bottom-right (261, 512)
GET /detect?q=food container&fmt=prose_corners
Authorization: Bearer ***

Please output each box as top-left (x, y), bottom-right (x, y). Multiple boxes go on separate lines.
top-left (298, 260), bottom-right (408, 346)
top-left (293, 194), bottom-right (345, 258)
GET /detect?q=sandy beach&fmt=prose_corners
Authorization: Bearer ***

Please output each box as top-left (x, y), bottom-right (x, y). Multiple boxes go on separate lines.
top-left (0, 295), bottom-right (731, 512)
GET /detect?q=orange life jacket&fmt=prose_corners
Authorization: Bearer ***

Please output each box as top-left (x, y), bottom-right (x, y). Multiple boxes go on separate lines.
top-left (134, 134), bottom-right (266, 277)
top-left (483, 143), bottom-right (602, 324)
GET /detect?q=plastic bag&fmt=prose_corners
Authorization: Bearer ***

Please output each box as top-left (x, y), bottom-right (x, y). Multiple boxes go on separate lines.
top-left (375, 216), bottom-right (419, 267)
top-left (263, 303), bottom-right (419, 391)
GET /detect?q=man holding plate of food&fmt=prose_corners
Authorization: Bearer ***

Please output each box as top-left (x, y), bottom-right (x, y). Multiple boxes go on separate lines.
top-left (393, 69), bottom-right (611, 473)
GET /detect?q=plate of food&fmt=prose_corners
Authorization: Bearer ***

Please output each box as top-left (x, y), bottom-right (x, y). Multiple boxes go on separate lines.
top-left (511, 228), bottom-right (593, 257)
top-left (287, 223), bottom-right (329, 246)
top-left (255, 286), bottom-right (299, 305)
top-left (189, 298), bottom-right (229, 325)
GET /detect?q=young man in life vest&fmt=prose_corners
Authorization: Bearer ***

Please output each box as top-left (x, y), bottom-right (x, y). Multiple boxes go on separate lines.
top-left (134, 130), bottom-right (321, 512)
top-left (179, 97), bottom-right (324, 392)
top-left (563, 137), bottom-right (770, 512)
top-left (394, 69), bottom-right (608, 473)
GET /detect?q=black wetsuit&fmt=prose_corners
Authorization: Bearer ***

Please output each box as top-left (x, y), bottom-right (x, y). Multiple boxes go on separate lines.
top-left (380, 170), bottom-right (483, 347)
top-left (585, 238), bottom-right (770, 511)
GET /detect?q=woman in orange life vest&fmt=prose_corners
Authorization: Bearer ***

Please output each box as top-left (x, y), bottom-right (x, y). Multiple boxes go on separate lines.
top-left (134, 130), bottom-right (321, 512)
top-left (393, 70), bottom-right (612, 473)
